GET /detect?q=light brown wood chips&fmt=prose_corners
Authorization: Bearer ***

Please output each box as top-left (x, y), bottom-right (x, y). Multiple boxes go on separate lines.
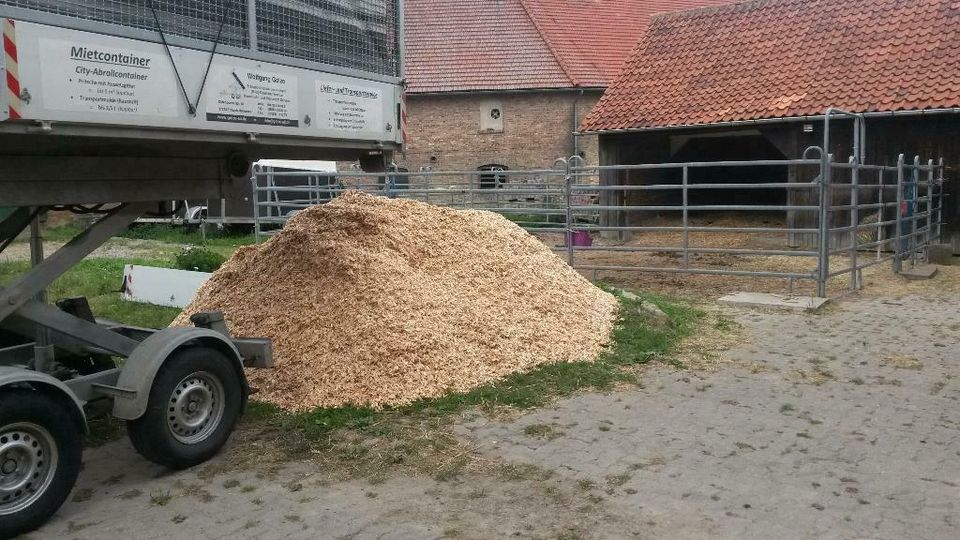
top-left (174, 192), bottom-right (619, 410)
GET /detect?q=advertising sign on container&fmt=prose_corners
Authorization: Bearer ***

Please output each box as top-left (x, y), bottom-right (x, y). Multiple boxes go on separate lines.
top-left (205, 65), bottom-right (299, 127)
top-left (316, 80), bottom-right (384, 134)
top-left (38, 38), bottom-right (179, 117)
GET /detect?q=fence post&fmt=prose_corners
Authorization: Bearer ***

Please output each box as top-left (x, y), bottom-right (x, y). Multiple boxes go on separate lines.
top-left (565, 159), bottom-right (574, 267)
top-left (937, 157), bottom-right (944, 243)
top-left (876, 168), bottom-right (884, 261)
top-left (817, 153), bottom-right (832, 298)
top-left (894, 154), bottom-right (904, 273)
top-left (927, 158), bottom-right (934, 257)
top-left (386, 169), bottom-right (396, 199)
top-left (911, 156), bottom-right (920, 265)
top-left (848, 156), bottom-right (859, 290)
top-left (251, 166), bottom-right (262, 243)
top-left (682, 165), bottom-right (690, 268)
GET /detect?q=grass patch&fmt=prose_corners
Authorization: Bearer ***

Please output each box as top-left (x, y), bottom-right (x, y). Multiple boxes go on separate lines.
top-left (0, 258), bottom-right (181, 328)
top-left (149, 490), bottom-right (172, 506)
top-left (120, 224), bottom-right (255, 256)
top-left (503, 213), bottom-right (566, 230)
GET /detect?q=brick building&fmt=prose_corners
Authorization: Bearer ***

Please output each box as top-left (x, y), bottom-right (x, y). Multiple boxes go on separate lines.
top-left (581, 0), bottom-right (960, 250)
top-left (395, 0), bottom-right (731, 176)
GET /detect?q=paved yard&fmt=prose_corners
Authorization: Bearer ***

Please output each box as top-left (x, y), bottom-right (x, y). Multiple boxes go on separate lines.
top-left (25, 291), bottom-right (960, 540)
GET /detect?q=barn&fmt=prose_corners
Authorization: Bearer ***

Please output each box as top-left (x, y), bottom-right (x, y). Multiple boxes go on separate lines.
top-left (396, 0), bottom-right (731, 175)
top-left (580, 0), bottom-right (960, 251)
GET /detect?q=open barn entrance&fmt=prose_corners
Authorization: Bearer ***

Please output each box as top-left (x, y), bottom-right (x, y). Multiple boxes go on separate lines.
top-left (669, 132), bottom-right (789, 207)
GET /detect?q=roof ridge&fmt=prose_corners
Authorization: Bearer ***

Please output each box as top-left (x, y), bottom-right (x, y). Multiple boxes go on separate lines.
top-left (516, 0), bottom-right (580, 86)
top-left (650, 0), bottom-right (772, 22)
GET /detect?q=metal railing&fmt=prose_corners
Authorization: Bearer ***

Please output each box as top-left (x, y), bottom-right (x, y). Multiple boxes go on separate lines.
top-left (251, 150), bottom-right (946, 298)
top-left (251, 164), bottom-right (569, 242)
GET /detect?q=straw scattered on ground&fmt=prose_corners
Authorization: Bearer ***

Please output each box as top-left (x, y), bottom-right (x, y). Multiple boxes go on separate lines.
top-left (175, 192), bottom-right (618, 410)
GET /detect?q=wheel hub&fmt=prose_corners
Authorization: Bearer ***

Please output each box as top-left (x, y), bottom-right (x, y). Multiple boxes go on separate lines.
top-left (0, 423), bottom-right (58, 516)
top-left (166, 371), bottom-right (225, 445)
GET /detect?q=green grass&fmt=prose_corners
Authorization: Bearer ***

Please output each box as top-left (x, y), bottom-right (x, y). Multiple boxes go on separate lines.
top-left (120, 223), bottom-right (255, 253)
top-left (0, 258), bottom-right (181, 328)
top-left (504, 213), bottom-right (567, 229)
top-left (38, 222), bottom-right (256, 257)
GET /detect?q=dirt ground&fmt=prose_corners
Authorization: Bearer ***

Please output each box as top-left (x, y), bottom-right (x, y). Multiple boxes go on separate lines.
top-left (22, 267), bottom-right (960, 540)
top-left (0, 238), bottom-right (179, 263)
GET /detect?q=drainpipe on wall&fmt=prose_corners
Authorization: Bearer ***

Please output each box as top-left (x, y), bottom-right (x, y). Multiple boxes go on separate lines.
top-left (572, 88), bottom-right (583, 158)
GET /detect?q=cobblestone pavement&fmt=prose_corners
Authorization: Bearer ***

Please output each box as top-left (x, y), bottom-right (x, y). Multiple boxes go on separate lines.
top-left (27, 292), bottom-right (960, 540)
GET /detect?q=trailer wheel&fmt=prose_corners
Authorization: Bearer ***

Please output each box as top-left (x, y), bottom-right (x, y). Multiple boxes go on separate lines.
top-left (127, 346), bottom-right (245, 470)
top-left (0, 389), bottom-right (83, 538)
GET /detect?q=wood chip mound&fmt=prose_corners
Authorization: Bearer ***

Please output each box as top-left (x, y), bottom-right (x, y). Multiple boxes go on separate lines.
top-left (174, 192), bottom-right (618, 410)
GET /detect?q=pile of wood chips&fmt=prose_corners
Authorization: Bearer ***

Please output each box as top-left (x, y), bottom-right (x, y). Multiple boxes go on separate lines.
top-left (174, 192), bottom-right (619, 410)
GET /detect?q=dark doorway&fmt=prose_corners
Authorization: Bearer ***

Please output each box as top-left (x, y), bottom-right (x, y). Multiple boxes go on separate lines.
top-left (670, 134), bottom-right (789, 206)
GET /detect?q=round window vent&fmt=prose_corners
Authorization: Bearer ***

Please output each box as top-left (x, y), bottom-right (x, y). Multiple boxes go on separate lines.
top-left (490, 108), bottom-right (501, 119)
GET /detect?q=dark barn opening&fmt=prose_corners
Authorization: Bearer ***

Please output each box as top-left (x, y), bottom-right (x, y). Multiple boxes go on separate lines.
top-left (670, 134), bottom-right (789, 207)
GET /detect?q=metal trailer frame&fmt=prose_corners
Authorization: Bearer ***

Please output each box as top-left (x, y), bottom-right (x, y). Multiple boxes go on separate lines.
top-left (0, 200), bottom-right (274, 404)
top-left (0, 1), bottom-right (407, 533)
top-left (0, 194), bottom-right (274, 535)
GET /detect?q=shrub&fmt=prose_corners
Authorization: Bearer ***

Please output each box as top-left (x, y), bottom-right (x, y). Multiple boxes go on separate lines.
top-left (174, 247), bottom-right (225, 273)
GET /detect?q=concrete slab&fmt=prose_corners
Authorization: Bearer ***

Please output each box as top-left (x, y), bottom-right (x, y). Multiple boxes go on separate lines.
top-left (717, 292), bottom-right (829, 312)
top-left (927, 244), bottom-right (955, 265)
top-left (900, 264), bottom-right (939, 280)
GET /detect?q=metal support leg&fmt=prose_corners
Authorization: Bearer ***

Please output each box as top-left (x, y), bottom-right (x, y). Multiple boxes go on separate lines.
top-left (0, 207), bottom-right (39, 252)
top-left (0, 202), bottom-right (151, 321)
top-left (28, 214), bottom-right (53, 372)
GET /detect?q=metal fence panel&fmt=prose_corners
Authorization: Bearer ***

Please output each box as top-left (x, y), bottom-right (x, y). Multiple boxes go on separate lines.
top-left (248, 150), bottom-right (946, 298)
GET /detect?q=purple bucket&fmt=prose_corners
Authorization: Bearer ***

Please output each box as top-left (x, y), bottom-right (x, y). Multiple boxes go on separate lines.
top-left (567, 230), bottom-right (593, 247)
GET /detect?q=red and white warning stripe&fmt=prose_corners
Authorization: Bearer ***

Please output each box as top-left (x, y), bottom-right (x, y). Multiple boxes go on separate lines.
top-left (3, 18), bottom-right (21, 120)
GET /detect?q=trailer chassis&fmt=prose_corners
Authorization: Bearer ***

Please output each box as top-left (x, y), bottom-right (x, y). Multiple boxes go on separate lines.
top-left (0, 196), bottom-right (271, 537)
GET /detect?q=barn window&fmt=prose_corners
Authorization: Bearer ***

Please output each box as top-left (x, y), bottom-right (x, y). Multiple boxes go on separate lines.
top-left (477, 164), bottom-right (508, 189)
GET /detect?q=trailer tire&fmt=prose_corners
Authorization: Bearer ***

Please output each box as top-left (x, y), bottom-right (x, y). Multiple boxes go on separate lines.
top-left (0, 389), bottom-right (83, 539)
top-left (127, 346), bottom-right (245, 470)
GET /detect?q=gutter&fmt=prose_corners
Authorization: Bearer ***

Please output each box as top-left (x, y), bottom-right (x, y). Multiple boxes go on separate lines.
top-left (408, 86), bottom-right (605, 97)
top-left (577, 108), bottom-right (960, 136)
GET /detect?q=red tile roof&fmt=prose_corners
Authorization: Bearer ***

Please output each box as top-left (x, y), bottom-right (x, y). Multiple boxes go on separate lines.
top-left (404, 0), bottom-right (733, 93)
top-left (581, 0), bottom-right (960, 132)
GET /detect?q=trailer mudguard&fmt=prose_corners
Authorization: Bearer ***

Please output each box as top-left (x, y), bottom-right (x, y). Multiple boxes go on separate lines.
top-left (0, 366), bottom-right (87, 430)
top-left (111, 327), bottom-right (247, 420)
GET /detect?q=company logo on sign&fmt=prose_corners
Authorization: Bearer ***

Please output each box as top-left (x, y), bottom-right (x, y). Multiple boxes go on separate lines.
top-left (69, 46), bottom-right (152, 67)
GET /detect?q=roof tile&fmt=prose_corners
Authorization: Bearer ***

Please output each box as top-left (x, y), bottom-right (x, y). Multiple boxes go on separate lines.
top-left (405, 0), bottom-right (732, 93)
top-left (581, 0), bottom-right (960, 131)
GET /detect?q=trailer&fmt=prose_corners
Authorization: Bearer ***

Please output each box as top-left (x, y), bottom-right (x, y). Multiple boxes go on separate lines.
top-left (0, 0), bottom-right (403, 535)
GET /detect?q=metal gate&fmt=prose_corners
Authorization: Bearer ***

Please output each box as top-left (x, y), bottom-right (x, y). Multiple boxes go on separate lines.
top-left (251, 150), bottom-right (945, 298)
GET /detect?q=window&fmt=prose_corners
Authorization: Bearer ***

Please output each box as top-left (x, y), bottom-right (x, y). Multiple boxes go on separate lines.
top-left (477, 164), bottom-right (508, 189)
top-left (479, 99), bottom-right (504, 132)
